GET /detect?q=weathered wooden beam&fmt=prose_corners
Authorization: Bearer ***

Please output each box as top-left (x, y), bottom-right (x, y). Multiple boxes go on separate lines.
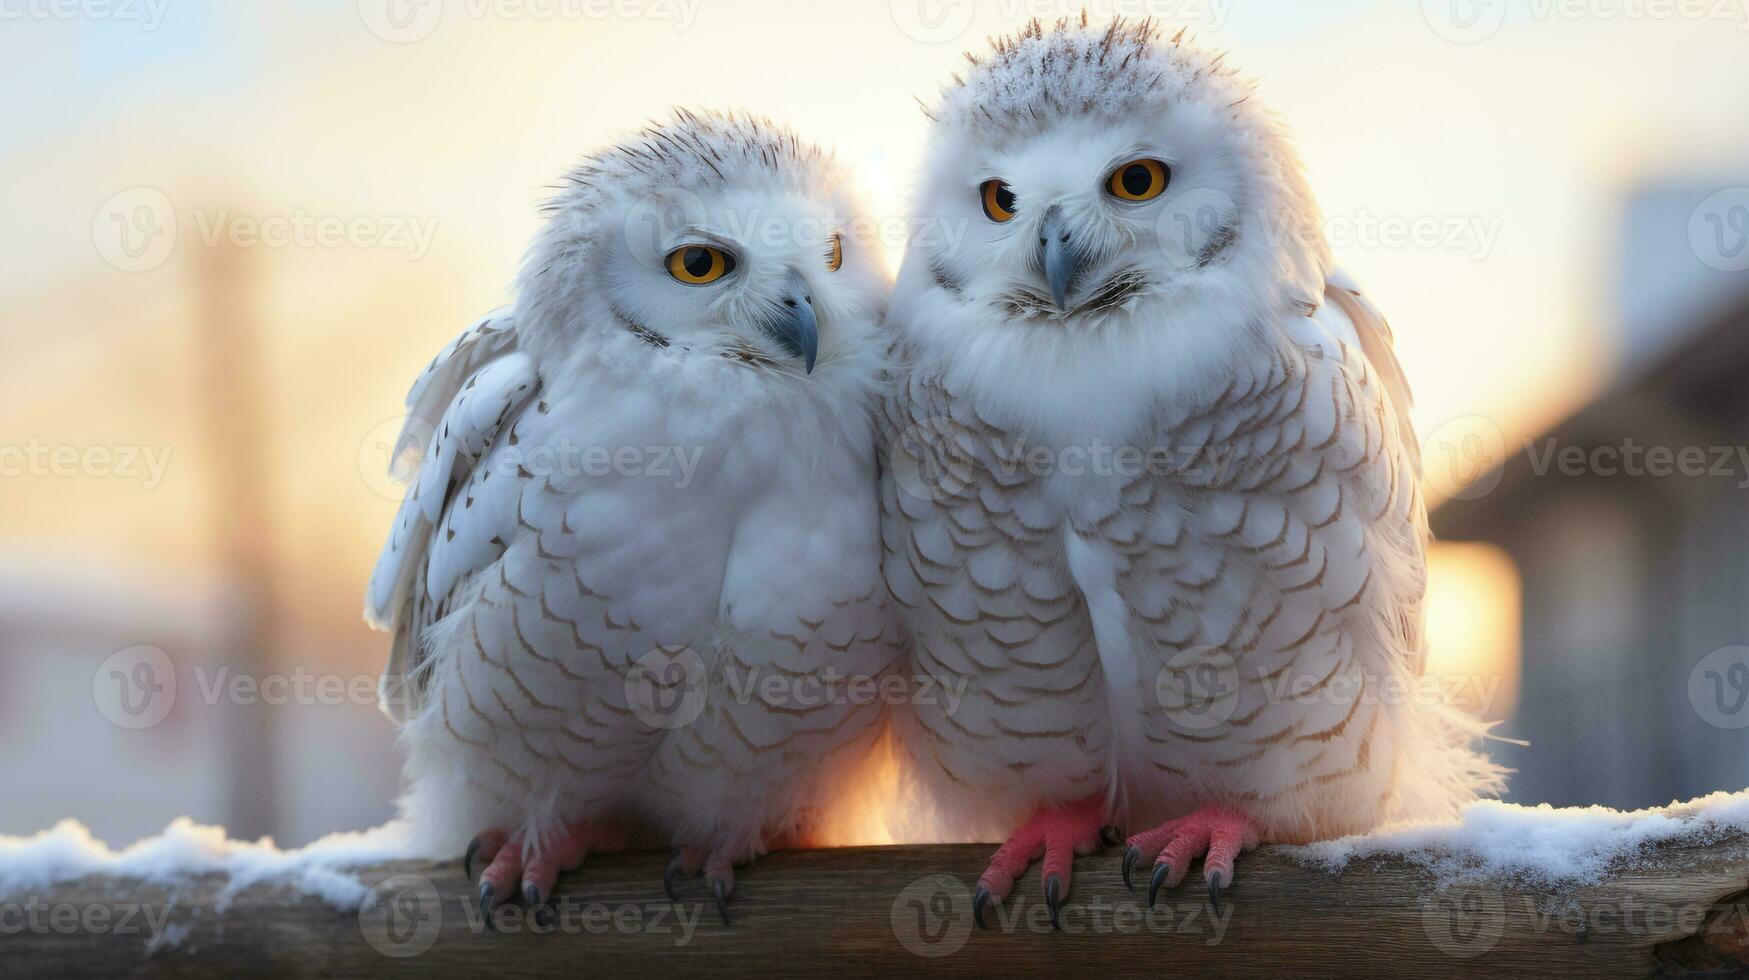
top-left (5, 834), bottom-right (1748, 978)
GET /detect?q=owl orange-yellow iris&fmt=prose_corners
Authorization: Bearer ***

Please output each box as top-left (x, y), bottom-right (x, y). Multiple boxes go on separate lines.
top-left (1107, 159), bottom-right (1169, 201)
top-left (667, 245), bottom-right (733, 284)
top-left (981, 179), bottom-right (1017, 222)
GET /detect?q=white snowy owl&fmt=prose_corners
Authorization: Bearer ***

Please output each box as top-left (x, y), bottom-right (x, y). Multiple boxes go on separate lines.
top-left (366, 110), bottom-right (901, 924)
top-left (879, 19), bottom-right (1505, 925)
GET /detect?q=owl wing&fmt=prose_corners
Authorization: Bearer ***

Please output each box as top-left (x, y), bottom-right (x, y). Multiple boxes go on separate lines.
top-left (365, 309), bottom-right (540, 722)
top-left (1113, 275), bottom-right (1449, 835)
top-left (1323, 271), bottom-right (1418, 474)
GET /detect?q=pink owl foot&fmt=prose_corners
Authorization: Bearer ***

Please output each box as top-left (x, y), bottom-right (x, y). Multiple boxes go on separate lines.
top-left (974, 796), bottom-right (1112, 931)
top-left (663, 846), bottom-right (739, 926)
top-left (465, 823), bottom-right (625, 930)
top-left (1122, 807), bottom-right (1260, 913)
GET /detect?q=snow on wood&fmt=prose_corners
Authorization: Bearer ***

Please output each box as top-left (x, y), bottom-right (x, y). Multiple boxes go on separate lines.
top-left (2, 793), bottom-right (1748, 976)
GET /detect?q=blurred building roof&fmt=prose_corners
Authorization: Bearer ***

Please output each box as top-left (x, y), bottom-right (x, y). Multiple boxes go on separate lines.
top-left (1434, 281), bottom-right (1749, 538)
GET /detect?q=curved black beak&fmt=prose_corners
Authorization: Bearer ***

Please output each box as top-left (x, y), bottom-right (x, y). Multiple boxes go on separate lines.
top-left (1040, 209), bottom-right (1089, 312)
top-left (760, 273), bottom-right (819, 373)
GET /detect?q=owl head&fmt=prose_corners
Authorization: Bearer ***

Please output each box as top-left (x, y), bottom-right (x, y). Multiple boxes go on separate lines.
top-left (901, 18), bottom-right (1333, 422)
top-left (515, 109), bottom-right (886, 384)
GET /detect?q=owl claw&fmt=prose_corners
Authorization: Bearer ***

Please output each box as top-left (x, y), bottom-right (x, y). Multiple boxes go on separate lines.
top-left (478, 881), bottom-right (498, 932)
top-left (663, 851), bottom-right (686, 903)
top-left (463, 830), bottom-right (507, 882)
top-left (464, 836), bottom-right (483, 881)
top-left (523, 883), bottom-right (555, 930)
top-left (1148, 863), bottom-right (1169, 907)
top-left (664, 846), bottom-right (736, 925)
top-left (469, 821), bottom-right (621, 934)
top-left (710, 878), bottom-right (731, 927)
top-left (973, 795), bottom-right (1106, 933)
top-left (1124, 807), bottom-right (1261, 911)
top-left (1122, 845), bottom-right (1141, 891)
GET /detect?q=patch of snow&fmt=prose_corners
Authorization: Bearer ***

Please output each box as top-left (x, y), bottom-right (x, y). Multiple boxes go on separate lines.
top-left (1292, 788), bottom-right (1749, 889)
top-left (0, 817), bottom-right (431, 911)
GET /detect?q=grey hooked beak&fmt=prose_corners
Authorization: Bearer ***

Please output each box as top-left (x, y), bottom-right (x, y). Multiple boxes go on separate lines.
top-left (1040, 209), bottom-right (1089, 312)
top-left (760, 273), bottom-right (819, 373)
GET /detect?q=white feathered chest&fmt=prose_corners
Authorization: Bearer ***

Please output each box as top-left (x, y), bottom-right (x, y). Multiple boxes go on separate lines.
top-left (882, 288), bottom-right (1494, 842)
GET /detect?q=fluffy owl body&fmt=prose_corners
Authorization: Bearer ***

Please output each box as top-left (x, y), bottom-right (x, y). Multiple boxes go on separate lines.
top-left (366, 113), bottom-right (900, 876)
top-left (881, 20), bottom-right (1503, 847)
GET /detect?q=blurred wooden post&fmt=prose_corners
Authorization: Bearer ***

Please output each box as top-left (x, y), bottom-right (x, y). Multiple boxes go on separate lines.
top-left (191, 239), bottom-right (279, 842)
top-left (4, 836), bottom-right (1748, 977)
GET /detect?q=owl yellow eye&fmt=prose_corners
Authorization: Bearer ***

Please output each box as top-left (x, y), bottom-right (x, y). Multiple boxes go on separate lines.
top-left (1106, 159), bottom-right (1171, 202)
top-left (825, 232), bottom-right (843, 272)
top-left (980, 179), bottom-right (1017, 222)
top-left (666, 245), bottom-right (736, 285)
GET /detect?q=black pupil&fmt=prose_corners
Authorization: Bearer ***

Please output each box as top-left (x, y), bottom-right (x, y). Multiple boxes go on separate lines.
top-left (683, 248), bottom-right (714, 277)
top-left (1122, 164), bottom-right (1154, 196)
top-left (994, 184), bottom-right (1015, 213)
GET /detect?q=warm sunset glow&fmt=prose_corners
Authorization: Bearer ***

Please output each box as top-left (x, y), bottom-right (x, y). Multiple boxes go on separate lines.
top-left (809, 734), bottom-right (903, 848)
top-left (1425, 541), bottom-right (1524, 723)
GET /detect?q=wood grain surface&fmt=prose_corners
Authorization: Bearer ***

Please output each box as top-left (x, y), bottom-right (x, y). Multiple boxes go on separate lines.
top-left (5, 835), bottom-right (1748, 978)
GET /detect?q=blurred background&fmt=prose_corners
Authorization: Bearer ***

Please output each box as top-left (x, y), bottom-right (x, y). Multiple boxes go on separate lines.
top-left (2, 0), bottom-right (1747, 848)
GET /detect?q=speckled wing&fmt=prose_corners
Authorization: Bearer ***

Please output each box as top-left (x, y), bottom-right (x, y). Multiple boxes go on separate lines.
top-left (1326, 270), bottom-right (1418, 474)
top-left (366, 309), bottom-right (537, 722)
top-left (1118, 278), bottom-right (1495, 837)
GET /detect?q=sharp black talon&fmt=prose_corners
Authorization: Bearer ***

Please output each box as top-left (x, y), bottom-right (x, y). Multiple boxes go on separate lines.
top-left (464, 836), bottom-right (483, 881)
top-left (479, 881), bottom-right (497, 932)
top-left (1207, 871), bottom-right (1223, 916)
top-left (523, 882), bottom-right (554, 931)
top-left (1148, 863), bottom-right (1169, 908)
top-left (664, 851), bottom-right (684, 903)
top-left (973, 886), bottom-right (991, 930)
top-left (711, 878), bottom-right (731, 927)
top-left (1045, 875), bottom-right (1062, 931)
top-left (1122, 845), bottom-right (1140, 891)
